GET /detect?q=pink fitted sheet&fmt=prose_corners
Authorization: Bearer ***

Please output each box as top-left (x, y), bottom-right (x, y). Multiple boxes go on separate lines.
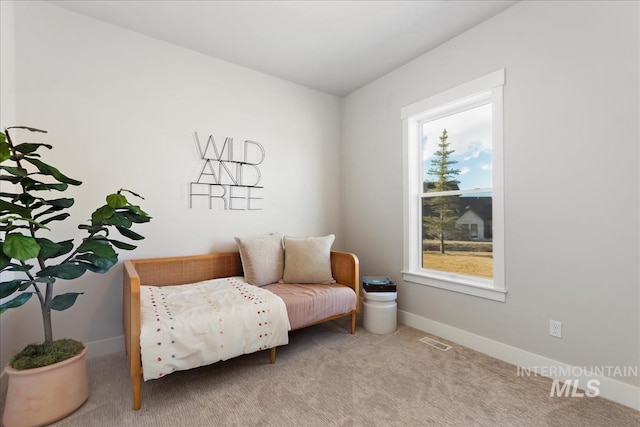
top-left (263, 283), bottom-right (356, 330)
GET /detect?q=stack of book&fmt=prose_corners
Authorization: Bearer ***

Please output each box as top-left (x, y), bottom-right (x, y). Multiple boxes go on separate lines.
top-left (362, 276), bottom-right (396, 292)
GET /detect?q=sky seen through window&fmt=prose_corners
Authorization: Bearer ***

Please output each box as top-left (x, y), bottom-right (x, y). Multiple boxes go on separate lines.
top-left (422, 102), bottom-right (492, 191)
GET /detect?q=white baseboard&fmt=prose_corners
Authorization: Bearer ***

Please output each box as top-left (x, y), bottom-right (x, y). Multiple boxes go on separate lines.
top-left (85, 335), bottom-right (124, 359)
top-left (398, 310), bottom-right (640, 411)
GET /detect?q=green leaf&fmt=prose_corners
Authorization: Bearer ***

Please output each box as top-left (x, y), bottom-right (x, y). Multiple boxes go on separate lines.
top-left (127, 204), bottom-right (151, 219)
top-left (0, 251), bottom-right (10, 269)
top-left (0, 217), bottom-right (49, 235)
top-left (24, 158), bottom-right (82, 186)
top-left (34, 238), bottom-right (73, 260)
top-left (105, 212), bottom-right (132, 227)
top-left (4, 263), bottom-right (33, 273)
top-left (77, 239), bottom-right (116, 258)
top-left (13, 142), bottom-right (53, 154)
top-left (0, 293), bottom-right (32, 314)
top-left (34, 238), bottom-right (63, 260)
top-left (106, 193), bottom-right (128, 209)
top-left (0, 165), bottom-right (28, 176)
top-left (0, 135), bottom-right (9, 162)
top-left (55, 239), bottom-right (74, 257)
top-left (0, 199), bottom-right (32, 218)
top-left (39, 213), bottom-right (71, 226)
top-left (0, 175), bottom-right (21, 184)
top-left (75, 253), bottom-right (118, 272)
top-left (119, 209), bottom-right (151, 224)
top-left (120, 188), bottom-right (144, 199)
top-left (78, 224), bottom-right (110, 235)
top-left (48, 293), bottom-right (83, 311)
top-left (37, 263), bottom-right (87, 280)
top-left (108, 239), bottom-right (137, 251)
top-left (6, 126), bottom-right (48, 133)
top-left (91, 205), bottom-right (115, 224)
top-left (0, 280), bottom-right (24, 298)
top-left (0, 214), bottom-right (19, 224)
top-left (15, 277), bottom-right (53, 291)
top-left (42, 198), bottom-right (74, 209)
top-left (29, 182), bottom-right (68, 192)
top-left (116, 226), bottom-right (144, 241)
top-left (0, 217), bottom-right (36, 232)
top-left (18, 279), bottom-right (37, 290)
top-left (3, 233), bottom-right (41, 261)
top-left (34, 276), bottom-right (55, 285)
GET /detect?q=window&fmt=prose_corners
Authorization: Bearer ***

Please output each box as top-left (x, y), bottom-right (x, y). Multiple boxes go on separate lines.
top-left (401, 69), bottom-right (505, 301)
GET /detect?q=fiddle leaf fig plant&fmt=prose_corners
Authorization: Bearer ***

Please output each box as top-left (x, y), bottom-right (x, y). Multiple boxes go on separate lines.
top-left (0, 126), bottom-right (151, 367)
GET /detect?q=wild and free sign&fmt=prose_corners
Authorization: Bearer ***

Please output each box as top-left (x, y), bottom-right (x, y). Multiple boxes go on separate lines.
top-left (189, 133), bottom-right (265, 210)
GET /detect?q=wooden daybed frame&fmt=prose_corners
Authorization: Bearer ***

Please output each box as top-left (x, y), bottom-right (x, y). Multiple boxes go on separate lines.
top-left (123, 251), bottom-right (359, 410)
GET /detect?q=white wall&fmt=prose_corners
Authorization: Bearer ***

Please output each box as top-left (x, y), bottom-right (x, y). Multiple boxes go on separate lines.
top-left (1, 1), bottom-right (16, 131)
top-left (1, 1), bottom-right (342, 367)
top-left (0, 0), bottom-right (18, 380)
top-left (342, 0), bottom-right (639, 389)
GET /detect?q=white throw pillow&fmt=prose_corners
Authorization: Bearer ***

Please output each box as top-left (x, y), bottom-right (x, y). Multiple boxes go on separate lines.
top-left (282, 234), bottom-right (335, 284)
top-left (234, 233), bottom-right (284, 286)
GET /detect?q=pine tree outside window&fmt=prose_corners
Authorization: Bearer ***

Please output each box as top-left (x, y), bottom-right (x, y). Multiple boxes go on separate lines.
top-left (401, 70), bottom-right (506, 302)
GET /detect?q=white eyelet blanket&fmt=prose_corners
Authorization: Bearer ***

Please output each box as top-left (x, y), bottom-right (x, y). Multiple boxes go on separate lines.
top-left (140, 276), bottom-right (290, 381)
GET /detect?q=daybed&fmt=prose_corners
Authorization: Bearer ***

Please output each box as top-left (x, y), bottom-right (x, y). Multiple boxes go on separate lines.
top-left (123, 250), bottom-right (359, 410)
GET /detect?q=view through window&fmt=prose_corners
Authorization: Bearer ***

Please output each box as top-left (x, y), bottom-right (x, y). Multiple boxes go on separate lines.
top-left (421, 102), bottom-right (493, 279)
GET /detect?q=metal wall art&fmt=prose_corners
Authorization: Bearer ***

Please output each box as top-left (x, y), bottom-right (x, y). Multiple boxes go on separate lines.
top-left (189, 132), bottom-right (265, 210)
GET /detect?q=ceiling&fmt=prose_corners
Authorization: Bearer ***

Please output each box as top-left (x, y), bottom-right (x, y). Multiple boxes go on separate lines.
top-left (48, 1), bottom-right (517, 97)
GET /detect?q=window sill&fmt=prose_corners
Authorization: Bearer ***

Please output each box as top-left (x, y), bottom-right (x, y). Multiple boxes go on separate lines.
top-left (401, 270), bottom-right (506, 302)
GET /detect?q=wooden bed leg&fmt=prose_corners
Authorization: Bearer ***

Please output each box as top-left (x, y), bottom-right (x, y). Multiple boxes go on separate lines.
top-left (269, 347), bottom-right (276, 364)
top-left (132, 374), bottom-right (142, 410)
top-left (350, 313), bottom-right (356, 334)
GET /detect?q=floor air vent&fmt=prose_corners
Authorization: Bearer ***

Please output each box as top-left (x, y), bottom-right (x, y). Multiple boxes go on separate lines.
top-left (419, 336), bottom-right (452, 351)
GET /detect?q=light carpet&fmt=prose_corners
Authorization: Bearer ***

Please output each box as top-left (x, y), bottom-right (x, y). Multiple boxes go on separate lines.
top-left (23, 320), bottom-right (640, 426)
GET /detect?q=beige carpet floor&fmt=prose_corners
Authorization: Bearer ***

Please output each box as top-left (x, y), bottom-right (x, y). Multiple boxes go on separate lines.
top-left (19, 320), bottom-right (640, 426)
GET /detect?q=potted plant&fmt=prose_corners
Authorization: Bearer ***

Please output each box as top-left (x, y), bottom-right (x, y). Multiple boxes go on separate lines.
top-left (0, 126), bottom-right (151, 426)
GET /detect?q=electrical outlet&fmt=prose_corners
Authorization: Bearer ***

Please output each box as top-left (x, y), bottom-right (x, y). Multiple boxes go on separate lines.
top-left (549, 320), bottom-right (562, 338)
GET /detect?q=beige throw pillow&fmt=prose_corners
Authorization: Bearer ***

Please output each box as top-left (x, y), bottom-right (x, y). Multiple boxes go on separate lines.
top-left (282, 234), bottom-right (335, 284)
top-left (234, 233), bottom-right (284, 286)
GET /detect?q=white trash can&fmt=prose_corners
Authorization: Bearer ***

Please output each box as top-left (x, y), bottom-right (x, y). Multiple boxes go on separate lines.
top-left (362, 289), bottom-right (397, 334)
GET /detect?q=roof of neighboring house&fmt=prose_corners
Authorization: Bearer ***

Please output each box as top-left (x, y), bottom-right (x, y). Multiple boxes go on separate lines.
top-left (423, 181), bottom-right (460, 192)
top-left (422, 181), bottom-right (492, 221)
top-left (459, 196), bottom-right (492, 221)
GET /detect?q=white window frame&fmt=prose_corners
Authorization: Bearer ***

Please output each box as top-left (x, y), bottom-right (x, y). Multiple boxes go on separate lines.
top-left (401, 69), bottom-right (506, 302)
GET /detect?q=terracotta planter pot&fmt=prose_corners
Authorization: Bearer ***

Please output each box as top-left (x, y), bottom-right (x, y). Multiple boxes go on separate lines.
top-left (2, 346), bottom-right (89, 427)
